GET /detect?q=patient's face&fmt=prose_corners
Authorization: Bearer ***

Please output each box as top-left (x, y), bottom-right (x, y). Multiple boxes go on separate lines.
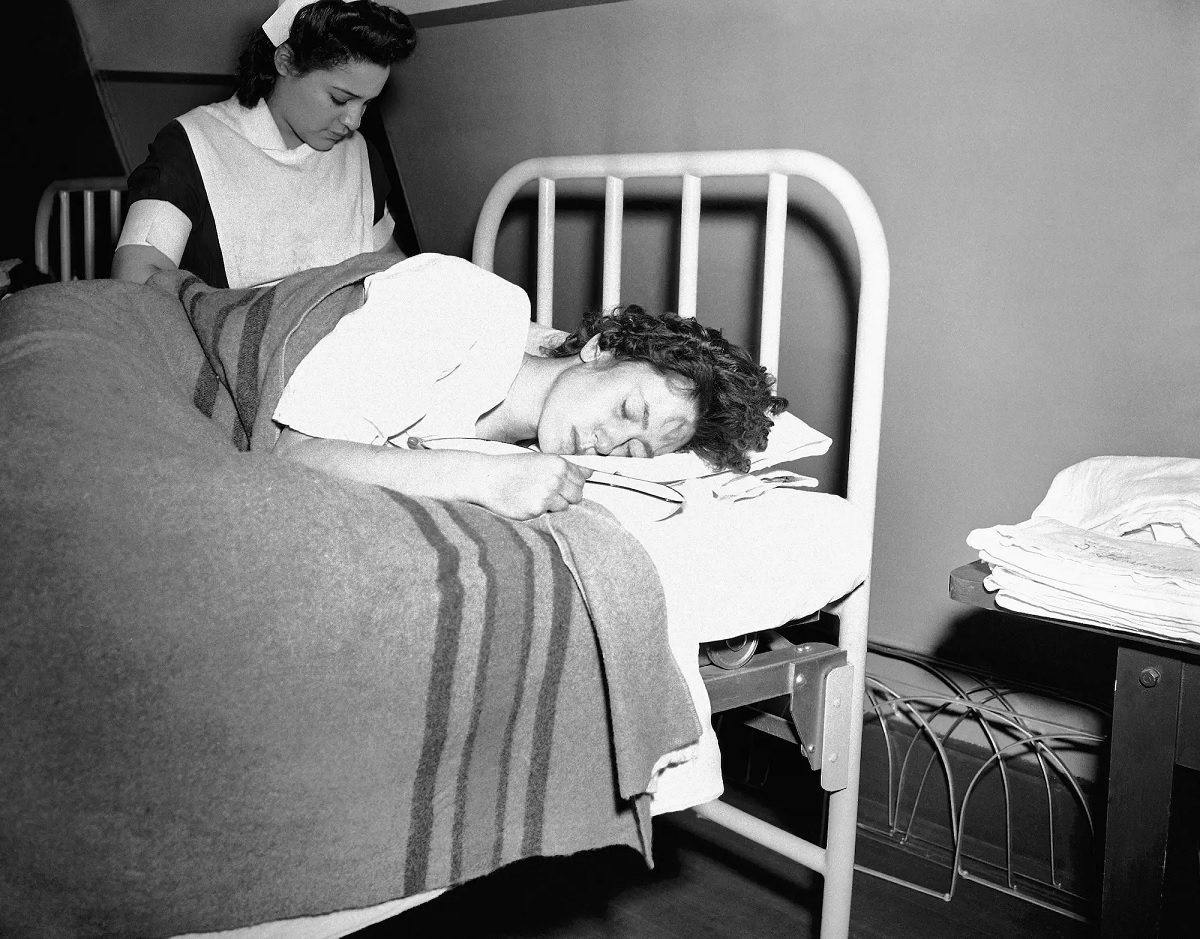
top-left (538, 356), bottom-right (699, 459)
top-left (269, 58), bottom-right (390, 150)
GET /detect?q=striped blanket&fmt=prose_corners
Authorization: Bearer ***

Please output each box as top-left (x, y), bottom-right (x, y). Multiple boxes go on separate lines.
top-left (0, 258), bottom-right (699, 938)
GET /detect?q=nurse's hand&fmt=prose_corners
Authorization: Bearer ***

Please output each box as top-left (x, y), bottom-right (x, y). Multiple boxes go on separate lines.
top-left (476, 452), bottom-right (592, 520)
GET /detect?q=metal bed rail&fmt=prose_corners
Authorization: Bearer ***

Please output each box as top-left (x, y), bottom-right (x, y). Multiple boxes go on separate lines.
top-left (33, 176), bottom-right (128, 282)
top-left (473, 149), bottom-right (890, 939)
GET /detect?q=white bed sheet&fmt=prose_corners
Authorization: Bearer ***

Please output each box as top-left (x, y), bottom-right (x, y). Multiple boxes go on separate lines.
top-left (633, 488), bottom-right (871, 813)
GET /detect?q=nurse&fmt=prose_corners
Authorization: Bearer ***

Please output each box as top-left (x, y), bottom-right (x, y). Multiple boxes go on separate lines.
top-left (112, 0), bottom-right (417, 289)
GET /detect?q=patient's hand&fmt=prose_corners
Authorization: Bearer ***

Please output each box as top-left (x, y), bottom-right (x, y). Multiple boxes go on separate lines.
top-left (475, 452), bottom-right (592, 520)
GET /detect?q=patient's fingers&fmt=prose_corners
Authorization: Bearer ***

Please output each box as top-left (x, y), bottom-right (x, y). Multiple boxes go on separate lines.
top-left (479, 452), bottom-right (594, 518)
top-left (565, 460), bottom-right (593, 484)
top-left (561, 460), bottom-right (591, 503)
top-left (538, 458), bottom-right (592, 513)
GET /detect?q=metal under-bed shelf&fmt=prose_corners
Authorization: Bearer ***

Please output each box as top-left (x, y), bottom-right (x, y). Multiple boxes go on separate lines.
top-left (702, 628), bottom-right (855, 794)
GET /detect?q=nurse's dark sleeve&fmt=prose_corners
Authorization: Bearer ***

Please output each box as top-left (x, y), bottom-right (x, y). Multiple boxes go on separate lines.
top-left (124, 120), bottom-right (227, 288)
top-left (126, 121), bottom-right (207, 228)
top-left (364, 137), bottom-right (393, 224)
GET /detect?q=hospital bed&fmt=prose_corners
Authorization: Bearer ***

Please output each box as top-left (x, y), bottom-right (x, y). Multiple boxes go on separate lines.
top-left (11, 148), bottom-right (888, 939)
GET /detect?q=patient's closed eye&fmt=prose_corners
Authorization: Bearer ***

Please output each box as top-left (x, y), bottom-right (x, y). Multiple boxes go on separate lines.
top-left (623, 398), bottom-right (650, 428)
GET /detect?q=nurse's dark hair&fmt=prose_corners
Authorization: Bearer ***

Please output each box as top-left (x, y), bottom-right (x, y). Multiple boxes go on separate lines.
top-left (236, 1), bottom-right (418, 107)
top-left (547, 305), bottom-right (788, 473)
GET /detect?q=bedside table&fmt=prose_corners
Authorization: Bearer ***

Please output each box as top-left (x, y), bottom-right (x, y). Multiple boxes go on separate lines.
top-left (950, 560), bottom-right (1200, 938)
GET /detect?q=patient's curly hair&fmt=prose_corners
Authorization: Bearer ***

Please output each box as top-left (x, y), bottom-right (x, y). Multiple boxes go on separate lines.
top-left (548, 305), bottom-right (787, 473)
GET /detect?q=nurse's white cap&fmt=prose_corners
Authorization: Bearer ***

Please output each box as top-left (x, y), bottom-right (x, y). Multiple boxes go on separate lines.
top-left (262, 0), bottom-right (351, 47)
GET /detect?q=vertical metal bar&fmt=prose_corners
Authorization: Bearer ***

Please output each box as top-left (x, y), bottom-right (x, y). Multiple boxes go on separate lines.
top-left (601, 176), bottom-right (624, 312)
top-left (760, 172), bottom-right (787, 378)
top-left (58, 191), bottom-right (71, 282)
top-left (110, 189), bottom-right (123, 244)
top-left (677, 174), bottom-right (701, 319)
top-left (536, 177), bottom-right (556, 326)
top-left (83, 190), bottom-right (97, 280)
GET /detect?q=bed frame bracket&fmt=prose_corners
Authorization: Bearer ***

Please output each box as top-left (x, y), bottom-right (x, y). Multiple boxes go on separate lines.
top-left (702, 642), bottom-right (852, 792)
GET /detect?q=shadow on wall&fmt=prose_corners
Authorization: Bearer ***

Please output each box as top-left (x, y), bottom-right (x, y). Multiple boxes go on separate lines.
top-left (5, 0), bottom-right (123, 263)
top-left (936, 608), bottom-right (1116, 709)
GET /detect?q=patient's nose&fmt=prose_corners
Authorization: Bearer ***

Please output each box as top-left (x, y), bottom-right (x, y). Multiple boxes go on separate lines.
top-left (592, 427), bottom-right (619, 455)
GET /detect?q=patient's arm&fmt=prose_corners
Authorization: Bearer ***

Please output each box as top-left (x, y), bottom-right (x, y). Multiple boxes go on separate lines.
top-left (273, 427), bottom-right (591, 520)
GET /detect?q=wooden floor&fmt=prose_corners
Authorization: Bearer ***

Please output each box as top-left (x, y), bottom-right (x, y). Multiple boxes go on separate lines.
top-left (352, 801), bottom-right (1093, 939)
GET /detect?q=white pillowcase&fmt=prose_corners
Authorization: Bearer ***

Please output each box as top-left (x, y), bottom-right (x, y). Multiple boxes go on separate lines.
top-left (563, 410), bottom-right (832, 483)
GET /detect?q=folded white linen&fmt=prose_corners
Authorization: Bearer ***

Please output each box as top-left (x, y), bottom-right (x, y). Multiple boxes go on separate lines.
top-left (1032, 455), bottom-right (1200, 546)
top-left (971, 517), bottom-right (1200, 593)
top-left (968, 509), bottom-right (1200, 641)
top-left (984, 566), bottom-right (1199, 639)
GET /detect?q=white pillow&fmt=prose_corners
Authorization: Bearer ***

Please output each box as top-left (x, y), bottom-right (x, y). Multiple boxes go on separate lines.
top-left (563, 410), bottom-right (831, 483)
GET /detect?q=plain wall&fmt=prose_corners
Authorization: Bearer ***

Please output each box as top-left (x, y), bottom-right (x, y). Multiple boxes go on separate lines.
top-left (70, 0), bottom-right (268, 74)
top-left (63, 0), bottom-right (1200, 682)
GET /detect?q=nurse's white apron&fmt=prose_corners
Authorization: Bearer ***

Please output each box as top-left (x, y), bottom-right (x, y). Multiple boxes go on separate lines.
top-left (178, 97), bottom-right (375, 288)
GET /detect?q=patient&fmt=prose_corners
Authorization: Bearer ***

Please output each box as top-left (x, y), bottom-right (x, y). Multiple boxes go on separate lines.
top-left (272, 253), bottom-right (785, 519)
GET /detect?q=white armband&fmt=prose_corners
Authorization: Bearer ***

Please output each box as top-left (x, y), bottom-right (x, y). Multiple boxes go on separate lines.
top-left (116, 200), bottom-right (193, 264)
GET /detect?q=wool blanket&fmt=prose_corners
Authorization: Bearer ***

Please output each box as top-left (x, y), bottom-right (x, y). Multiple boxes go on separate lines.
top-left (0, 257), bottom-right (699, 938)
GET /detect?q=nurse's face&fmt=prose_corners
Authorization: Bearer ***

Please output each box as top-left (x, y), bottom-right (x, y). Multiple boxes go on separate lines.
top-left (537, 342), bottom-right (699, 459)
top-left (269, 54), bottom-right (390, 150)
